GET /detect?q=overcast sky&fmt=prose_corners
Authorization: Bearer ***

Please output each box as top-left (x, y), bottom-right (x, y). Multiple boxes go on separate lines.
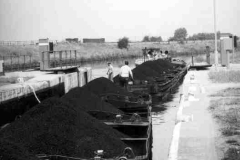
top-left (0, 0), bottom-right (239, 42)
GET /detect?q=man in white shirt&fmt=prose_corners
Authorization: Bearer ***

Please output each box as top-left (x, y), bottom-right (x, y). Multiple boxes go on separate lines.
top-left (119, 61), bottom-right (133, 90)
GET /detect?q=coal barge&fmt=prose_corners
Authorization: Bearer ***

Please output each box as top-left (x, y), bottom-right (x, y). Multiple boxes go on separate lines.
top-left (0, 57), bottom-right (187, 160)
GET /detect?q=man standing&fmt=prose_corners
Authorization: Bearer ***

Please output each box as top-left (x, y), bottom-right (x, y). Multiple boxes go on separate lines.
top-left (107, 62), bottom-right (114, 82)
top-left (206, 46), bottom-right (211, 64)
top-left (119, 61), bottom-right (133, 90)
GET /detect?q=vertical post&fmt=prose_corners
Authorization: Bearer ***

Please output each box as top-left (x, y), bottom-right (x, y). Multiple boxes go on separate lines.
top-left (53, 51), bottom-right (56, 68)
top-left (65, 50), bottom-right (67, 68)
top-left (42, 52), bottom-right (45, 70)
top-left (75, 50), bottom-right (77, 66)
top-left (213, 0), bottom-right (218, 68)
top-left (60, 51), bottom-right (62, 69)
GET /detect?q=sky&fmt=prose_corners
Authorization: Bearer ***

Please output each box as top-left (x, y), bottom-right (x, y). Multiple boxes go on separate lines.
top-left (0, 0), bottom-right (239, 42)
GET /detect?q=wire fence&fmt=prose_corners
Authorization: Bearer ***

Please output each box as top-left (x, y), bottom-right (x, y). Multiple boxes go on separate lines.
top-left (0, 41), bottom-right (38, 46)
top-left (0, 40), bottom-right (58, 46)
top-left (0, 40), bottom-right (218, 46)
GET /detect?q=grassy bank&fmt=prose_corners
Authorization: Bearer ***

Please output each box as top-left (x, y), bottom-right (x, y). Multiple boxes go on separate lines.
top-left (209, 88), bottom-right (240, 160)
top-left (0, 40), bottom-right (217, 63)
top-left (208, 69), bottom-right (240, 160)
top-left (209, 70), bottom-right (240, 83)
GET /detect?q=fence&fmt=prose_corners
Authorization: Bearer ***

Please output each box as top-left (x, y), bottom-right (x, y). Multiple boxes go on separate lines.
top-left (1, 55), bottom-right (39, 72)
top-left (0, 41), bottom-right (38, 46)
top-left (0, 50), bottom-right (81, 72)
top-left (0, 40), bottom-right (58, 46)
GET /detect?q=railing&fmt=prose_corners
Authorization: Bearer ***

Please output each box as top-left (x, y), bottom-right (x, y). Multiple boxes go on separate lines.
top-left (42, 50), bottom-right (79, 69)
top-left (1, 50), bottom-right (80, 72)
top-left (1, 55), bottom-right (39, 72)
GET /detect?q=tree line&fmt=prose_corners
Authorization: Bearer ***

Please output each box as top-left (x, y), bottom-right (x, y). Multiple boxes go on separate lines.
top-left (117, 28), bottom-right (238, 49)
top-left (142, 28), bottom-right (237, 42)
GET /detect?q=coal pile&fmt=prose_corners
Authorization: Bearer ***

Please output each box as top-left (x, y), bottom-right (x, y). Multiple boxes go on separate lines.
top-left (132, 64), bottom-right (161, 80)
top-left (113, 59), bottom-right (182, 82)
top-left (0, 97), bottom-right (128, 159)
top-left (132, 59), bottom-right (181, 80)
top-left (0, 139), bottom-right (37, 160)
top-left (62, 87), bottom-right (123, 114)
top-left (83, 77), bottom-right (132, 96)
top-left (141, 59), bottom-right (178, 73)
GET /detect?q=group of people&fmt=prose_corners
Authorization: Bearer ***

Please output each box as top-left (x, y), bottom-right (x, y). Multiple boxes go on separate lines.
top-left (106, 61), bottom-right (133, 90)
top-left (144, 49), bottom-right (169, 60)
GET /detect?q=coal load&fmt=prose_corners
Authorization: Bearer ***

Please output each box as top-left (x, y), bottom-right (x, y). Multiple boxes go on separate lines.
top-left (132, 59), bottom-right (182, 80)
top-left (83, 77), bottom-right (132, 96)
top-left (132, 64), bottom-right (161, 80)
top-left (0, 139), bottom-right (37, 160)
top-left (0, 97), bottom-right (128, 158)
top-left (62, 87), bottom-right (123, 114)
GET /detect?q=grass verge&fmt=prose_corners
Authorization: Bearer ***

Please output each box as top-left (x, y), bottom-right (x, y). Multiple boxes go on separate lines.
top-left (208, 70), bottom-right (240, 83)
top-left (209, 88), bottom-right (240, 160)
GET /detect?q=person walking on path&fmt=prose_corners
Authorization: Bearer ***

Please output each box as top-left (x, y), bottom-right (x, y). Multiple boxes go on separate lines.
top-left (119, 61), bottom-right (133, 90)
top-left (106, 62), bottom-right (114, 82)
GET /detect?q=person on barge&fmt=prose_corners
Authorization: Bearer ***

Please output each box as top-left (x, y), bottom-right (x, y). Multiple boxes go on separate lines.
top-left (119, 61), bottom-right (133, 90)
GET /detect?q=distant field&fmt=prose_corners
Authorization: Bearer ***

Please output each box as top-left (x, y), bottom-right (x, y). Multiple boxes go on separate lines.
top-left (0, 40), bottom-right (228, 63)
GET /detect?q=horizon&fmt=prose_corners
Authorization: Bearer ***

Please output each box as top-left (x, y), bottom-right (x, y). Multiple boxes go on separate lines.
top-left (0, 0), bottom-right (239, 42)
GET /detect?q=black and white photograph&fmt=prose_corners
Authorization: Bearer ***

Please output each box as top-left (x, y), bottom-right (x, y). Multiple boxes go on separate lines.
top-left (0, 0), bottom-right (240, 159)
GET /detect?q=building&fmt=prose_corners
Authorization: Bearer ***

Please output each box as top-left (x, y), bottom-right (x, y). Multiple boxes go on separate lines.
top-left (83, 38), bottom-right (105, 43)
top-left (65, 38), bottom-right (79, 43)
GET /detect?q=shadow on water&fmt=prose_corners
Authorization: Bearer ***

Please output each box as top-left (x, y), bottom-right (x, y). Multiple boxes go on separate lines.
top-left (151, 78), bottom-right (184, 113)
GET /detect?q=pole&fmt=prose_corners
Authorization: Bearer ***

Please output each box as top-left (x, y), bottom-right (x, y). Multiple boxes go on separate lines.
top-left (214, 0), bottom-right (218, 68)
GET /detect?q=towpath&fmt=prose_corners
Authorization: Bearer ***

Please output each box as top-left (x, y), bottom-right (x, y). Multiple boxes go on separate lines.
top-left (177, 68), bottom-right (240, 160)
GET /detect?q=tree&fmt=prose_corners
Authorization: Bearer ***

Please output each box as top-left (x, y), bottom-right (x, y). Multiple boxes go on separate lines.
top-left (173, 27), bottom-right (188, 41)
top-left (142, 36), bottom-right (150, 42)
top-left (142, 35), bottom-right (163, 42)
top-left (117, 37), bottom-right (129, 49)
top-left (168, 37), bottom-right (175, 41)
top-left (155, 36), bottom-right (162, 42)
top-left (187, 31), bottom-right (221, 41)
